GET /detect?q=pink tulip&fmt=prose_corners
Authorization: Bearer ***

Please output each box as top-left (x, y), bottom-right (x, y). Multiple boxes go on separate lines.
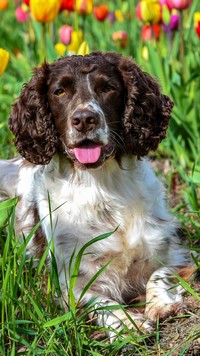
top-left (166, 0), bottom-right (192, 10)
top-left (59, 25), bottom-right (73, 45)
top-left (15, 6), bottom-right (29, 22)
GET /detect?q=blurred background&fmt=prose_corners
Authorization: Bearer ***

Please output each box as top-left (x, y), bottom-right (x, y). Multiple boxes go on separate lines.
top-left (0, 0), bottom-right (199, 241)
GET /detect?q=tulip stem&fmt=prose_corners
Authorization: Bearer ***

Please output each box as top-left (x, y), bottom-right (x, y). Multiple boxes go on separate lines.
top-left (179, 11), bottom-right (185, 81)
top-left (40, 22), bottom-right (46, 62)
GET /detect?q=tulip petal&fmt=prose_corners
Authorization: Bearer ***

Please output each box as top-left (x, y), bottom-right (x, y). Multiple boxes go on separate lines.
top-left (0, 48), bottom-right (9, 76)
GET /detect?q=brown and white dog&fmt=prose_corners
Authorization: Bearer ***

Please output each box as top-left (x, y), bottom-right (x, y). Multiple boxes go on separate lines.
top-left (0, 52), bottom-right (193, 338)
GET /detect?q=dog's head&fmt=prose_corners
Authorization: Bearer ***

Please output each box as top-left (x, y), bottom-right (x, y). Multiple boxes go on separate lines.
top-left (9, 52), bottom-right (173, 168)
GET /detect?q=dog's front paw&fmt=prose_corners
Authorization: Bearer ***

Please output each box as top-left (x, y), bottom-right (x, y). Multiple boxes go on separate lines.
top-left (96, 303), bottom-right (154, 341)
top-left (145, 300), bottom-right (187, 322)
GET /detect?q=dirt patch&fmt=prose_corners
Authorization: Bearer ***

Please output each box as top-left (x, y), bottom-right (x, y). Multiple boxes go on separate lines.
top-left (155, 286), bottom-right (200, 355)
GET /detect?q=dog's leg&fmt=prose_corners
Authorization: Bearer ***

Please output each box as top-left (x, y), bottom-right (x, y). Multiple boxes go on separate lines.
top-left (145, 265), bottom-right (194, 321)
top-left (61, 282), bottom-right (153, 341)
top-left (0, 157), bottom-right (22, 201)
top-left (91, 298), bottom-right (154, 340)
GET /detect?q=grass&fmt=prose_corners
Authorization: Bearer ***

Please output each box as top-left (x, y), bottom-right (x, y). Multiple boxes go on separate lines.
top-left (0, 199), bottom-right (199, 355)
top-left (0, 210), bottom-right (154, 355)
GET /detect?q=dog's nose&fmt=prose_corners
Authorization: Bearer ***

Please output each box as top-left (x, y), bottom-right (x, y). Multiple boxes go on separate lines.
top-left (71, 110), bottom-right (97, 132)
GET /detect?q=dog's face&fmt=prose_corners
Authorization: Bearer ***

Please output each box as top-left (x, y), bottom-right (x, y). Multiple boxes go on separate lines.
top-left (9, 52), bottom-right (173, 166)
top-left (47, 58), bottom-right (125, 169)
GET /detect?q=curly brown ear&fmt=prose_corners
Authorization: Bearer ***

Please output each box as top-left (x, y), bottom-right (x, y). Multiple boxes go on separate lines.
top-left (118, 56), bottom-right (174, 156)
top-left (9, 63), bottom-right (58, 164)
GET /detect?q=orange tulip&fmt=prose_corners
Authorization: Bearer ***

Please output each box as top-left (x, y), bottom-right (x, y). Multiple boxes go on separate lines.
top-left (0, 0), bottom-right (9, 10)
top-left (30, 0), bottom-right (61, 23)
top-left (76, 0), bottom-right (93, 16)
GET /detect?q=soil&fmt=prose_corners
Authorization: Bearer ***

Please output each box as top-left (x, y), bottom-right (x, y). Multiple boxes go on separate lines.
top-left (120, 282), bottom-right (200, 355)
top-left (152, 286), bottom-right (200, 355)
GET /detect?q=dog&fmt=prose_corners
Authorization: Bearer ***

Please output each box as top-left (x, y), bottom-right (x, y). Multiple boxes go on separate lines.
top-left (0, 51), bottom-right (193, 338)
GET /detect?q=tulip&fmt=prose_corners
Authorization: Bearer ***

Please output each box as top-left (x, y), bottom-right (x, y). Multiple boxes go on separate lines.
top-left (76, 0), bottom-right (93, 16)
top-left (93, 5), bottom-right (108, 22)
top-left (60, 0), bottom-right (75, 12)
top-left (30, 0), bottom-right (62, 23)
top-left (142, 46), bottom-right (149, 60)
top-left (59, 25), bottom-right (73, 45)
top-left (142, 24), bottom-right (161, 40)
top-left (112, 31), bottom-right (128, 48)
top-left (115, 10), bottom-right (124, 23)
top-left (22, 0), bottom-right (30, 5)
top-left (166, 0), bottom-right (192, 10)
top-left (0, 48), bottom-right (9, 76)
top-left (159, 0), bottom-right (172, 11)
top-left (195, 22), bottom-right (200, 39)
top-left (55, 42), bottom-right (67, 56)
top-left (136, 0), bottom-right (162, 24)
top-left (15, 6), bottom-right (29, 22)
top-left (194, 12), bottom-right (200, 25)
top-left (169, 11), bottom-right (179, 30)
top-left (0, 0), bottom-right (8, 10)
top-left (77, 41), bottom-right (90, 55)
top-left (67, 31), bottom-right (83, 53)
top-left (107, 11), bottom-right (116, 23)
top-left (194, 12), bottom-right (200, 39)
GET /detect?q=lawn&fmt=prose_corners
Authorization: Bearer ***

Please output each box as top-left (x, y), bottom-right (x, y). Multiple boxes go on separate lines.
top-left (0, 0), bottom-right (200, 354)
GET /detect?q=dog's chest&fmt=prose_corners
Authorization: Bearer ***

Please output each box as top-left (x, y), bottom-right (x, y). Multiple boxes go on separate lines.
top-left (37, 171), bottom-right (144, 260)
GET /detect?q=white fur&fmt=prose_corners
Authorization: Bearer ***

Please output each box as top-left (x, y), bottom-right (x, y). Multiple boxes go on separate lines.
top-left (0, 154), bottom-right (190, 337)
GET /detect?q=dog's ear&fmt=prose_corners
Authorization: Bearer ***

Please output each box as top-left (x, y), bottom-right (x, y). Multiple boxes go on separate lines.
top-left (118, 56), bottom-right (174, 156)
top-left (9, 62), bottom-right (58, 164)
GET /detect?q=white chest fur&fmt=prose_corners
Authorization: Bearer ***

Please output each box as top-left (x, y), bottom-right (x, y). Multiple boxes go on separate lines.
top-left (31, 155), bottom-right (173, 274)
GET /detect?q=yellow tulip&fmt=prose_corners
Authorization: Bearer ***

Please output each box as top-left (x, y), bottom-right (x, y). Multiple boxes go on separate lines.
top-left (55, 43), bottom-right (67, 56)
top-left (0, 48), bottom-right (9, 76)
top-left (77, 41), bottom-right (90, 56)
top-left (30, 0), bottom-right (62, 23)
top-left (67, 31), bottom-right (83, 53)
top-left (137, 0), bottom-right (161, 24)
top-left (194, 12), bottom-right (200, 25)
top-left (142, 46), bottom-right (149, 61)
top-left (0, 0), bottom-right (9, 11)
top-left (76, 0), bottom-right (93, 16)
top-left (115, 10), bottom-right (124, 23)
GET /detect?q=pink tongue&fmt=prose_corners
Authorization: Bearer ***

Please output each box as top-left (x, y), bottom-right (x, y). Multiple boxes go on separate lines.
top-left (73, 144), bottom-right (101, 164)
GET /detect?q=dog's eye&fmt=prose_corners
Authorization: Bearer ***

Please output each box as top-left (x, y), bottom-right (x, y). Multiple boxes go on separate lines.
top-left (103, 84), bottom-right (116, 93)
top-left (54, 89), bottom-right (65, 96)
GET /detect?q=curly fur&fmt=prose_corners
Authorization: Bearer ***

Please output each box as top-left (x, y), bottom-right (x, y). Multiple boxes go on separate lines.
top-left (9, 52), bottom-right (173, 163)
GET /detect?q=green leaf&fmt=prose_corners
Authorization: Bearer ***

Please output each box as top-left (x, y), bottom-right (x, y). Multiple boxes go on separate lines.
top-left (43, 311), bottom-right (73, 328)
top-left (0, 197), bottom-right (18, 228)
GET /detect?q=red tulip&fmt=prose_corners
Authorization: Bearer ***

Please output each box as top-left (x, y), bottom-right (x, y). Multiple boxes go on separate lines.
top-left (142, 24), bottom-right (161, 40)
top-left (60, 0), bottom-right (75, 12)
top-left (93, 5), bottom-right (108, 22)
top-left (195, 22), bottom-right (200, 39)
top-left (22, 0), bottom-right (30, 5)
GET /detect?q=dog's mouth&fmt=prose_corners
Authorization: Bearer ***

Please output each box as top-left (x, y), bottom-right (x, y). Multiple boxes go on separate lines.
top-left (67, 140), bottom-right (114, 168)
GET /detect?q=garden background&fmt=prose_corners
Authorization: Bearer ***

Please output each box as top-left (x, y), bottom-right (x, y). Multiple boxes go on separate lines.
top-left (0, 0), bottom-right (200, 354)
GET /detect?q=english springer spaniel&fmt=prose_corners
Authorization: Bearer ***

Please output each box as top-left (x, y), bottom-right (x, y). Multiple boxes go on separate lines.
top-left (0, 52), bottom-right (193, 338)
